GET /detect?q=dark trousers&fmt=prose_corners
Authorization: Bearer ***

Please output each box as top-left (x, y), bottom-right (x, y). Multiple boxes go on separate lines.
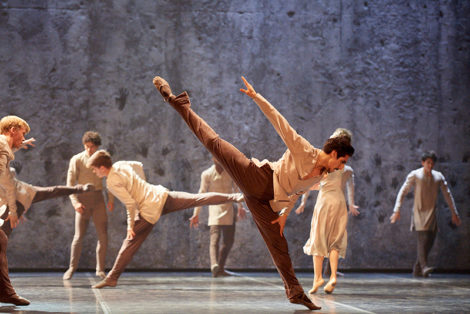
top-left (210, 224), bottom-right (235, 269)
top-left (413, 230), bottom-right (437, 274)
top-left (167, 92), bottom-right (304, 299)
top-left (0, 185), bottom-right (87, 296)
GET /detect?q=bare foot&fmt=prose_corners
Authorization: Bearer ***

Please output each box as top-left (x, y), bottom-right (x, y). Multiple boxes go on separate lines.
top-left (308, 278), bottom-right (325, 294)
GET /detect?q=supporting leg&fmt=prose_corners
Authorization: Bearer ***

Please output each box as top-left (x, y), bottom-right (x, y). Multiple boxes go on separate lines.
top-left (324, 250), bottom-right (338, 294)
top-left (209, 225), bottom-right (221, 277)
top-left (92, 199), bottom-right (108, 278)
top-left (218, 224), bottom-right (235, 273)
top-left (94, 218), bottom-right (154, 288)
top-left (64, 212), bottom-right (90, 280)
top-left (309, 255), bottom-right (325, 294)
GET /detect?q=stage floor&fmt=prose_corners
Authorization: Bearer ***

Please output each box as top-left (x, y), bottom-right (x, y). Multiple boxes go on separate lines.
top-left (2, 271), bottom-right (470, 313)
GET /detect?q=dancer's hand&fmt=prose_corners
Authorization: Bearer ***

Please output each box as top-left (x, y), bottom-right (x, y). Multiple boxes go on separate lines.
top-left (451, 213), bottom-right (461, 226)
top-left (74, 203), bottom-right (85, 214)
top-left (126, 229), bottom-right (136, 240)
top-left (239, 76), bottom-right (257, 98)
top-left (389, 211), bottom-right (400, 223)
top-left (189, 214), bottom-right (199, 228)
top-left (237, 205), bottom-right (247, 220)
top-left (349, 204), bottom-right (360, 216)
top-left (107, 201), bottom-right (114, 212)
top-left (295, 205), bottom-right (305, 215)
top-left (271, 214), bottom-right (287, 237)
top-left (5, 212), bottom-right (18, 229)
top-left (20, 138), bottom-right (36, 149)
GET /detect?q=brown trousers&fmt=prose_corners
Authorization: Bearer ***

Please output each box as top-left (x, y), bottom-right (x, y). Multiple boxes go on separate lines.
top-left (67, 191), bottom-right (107, 273)
top-left (106, 190), bottom-right (242, 282)
top-left (167, 92), bottom-right (304, 299)
top-left (210, 223), bottom-right (235, 269)
top-left (0, 185), bottom-right (87, 297)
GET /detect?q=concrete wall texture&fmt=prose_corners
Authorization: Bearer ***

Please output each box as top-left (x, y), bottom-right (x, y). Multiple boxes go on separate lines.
top-left (0, 0), bottom-right (469, 271)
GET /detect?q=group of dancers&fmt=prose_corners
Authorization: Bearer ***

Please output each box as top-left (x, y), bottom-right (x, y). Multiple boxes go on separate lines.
top-left (0, 76), bottom-right (461, 311)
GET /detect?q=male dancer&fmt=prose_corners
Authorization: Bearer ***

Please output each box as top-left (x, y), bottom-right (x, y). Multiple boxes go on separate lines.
top-left (153, 76), bottom-right (355, 310)
top-left (64, 131), bottom-right (113, 280)
top-left (0, 115), bottom-right (93, 306)
top-left (189, 157), bottom-right (247, 277)
top-left (390, 151), bottom-right (461, 277)
top-left (87, 150), bottom-right (244, 289)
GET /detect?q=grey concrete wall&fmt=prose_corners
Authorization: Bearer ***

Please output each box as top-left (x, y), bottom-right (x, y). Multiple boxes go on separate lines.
top-left (1, 0), bottom-right (469, 271)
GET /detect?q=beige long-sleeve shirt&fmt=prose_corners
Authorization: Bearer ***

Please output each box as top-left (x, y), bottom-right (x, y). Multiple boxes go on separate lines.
top-left (393, 167), bottom-right (459, 231)
top-left (67, 150), bottom-right (112, 207)
top-left (251, 93), bottom-right (323, 216)
top-left (0, 135), bottom-right (17, 215)
top-left (106, 161), bottom-right (169, 230)
top-left (193, 165), bottom-right (237, 226)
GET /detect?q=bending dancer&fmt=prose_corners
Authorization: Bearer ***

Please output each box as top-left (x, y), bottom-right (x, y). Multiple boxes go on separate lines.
top-left (0, 115), bottom-right (93, 306)
top-left (64, 131), bottom-right (114, 280)
top-left (153, 76), bottom-right (354, 310)
top-left (189, 157), bottom-right (247, 277)
top-left (88, 150), bottom-right (244, 289)
top-left (390, 151), bottom-right (461, 277)
top-left (296, 128), bottom-right (359, 294)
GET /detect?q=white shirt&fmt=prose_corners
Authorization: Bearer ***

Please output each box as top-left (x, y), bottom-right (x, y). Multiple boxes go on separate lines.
top-left (106, 161), bottom-right (169, 230)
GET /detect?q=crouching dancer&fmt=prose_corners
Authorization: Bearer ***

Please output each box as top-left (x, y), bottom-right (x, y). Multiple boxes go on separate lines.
top-left (88, 150), bottom-right (243, 289)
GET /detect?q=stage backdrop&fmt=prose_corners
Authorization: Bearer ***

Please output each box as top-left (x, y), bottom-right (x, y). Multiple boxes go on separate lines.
top-left (1, 0), bottom-right (469, 271)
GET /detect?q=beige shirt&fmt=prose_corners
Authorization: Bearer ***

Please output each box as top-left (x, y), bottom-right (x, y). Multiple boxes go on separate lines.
top-left (251, 93), bottom-right (323, 216)
top-left (393, 167), bottom-right (458, 231)
top-left (193, 165), bottom-right (237, 226)
top-left (0, 135), bottom-right (17, 214)
top-left (106, 161), bottom-right (169, 230)
top-left (67, 150), bottom-right (110, 207)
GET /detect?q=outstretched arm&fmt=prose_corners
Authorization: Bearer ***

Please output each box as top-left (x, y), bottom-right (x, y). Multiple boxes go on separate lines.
top-left (240, 77), bottom-right (316, 177)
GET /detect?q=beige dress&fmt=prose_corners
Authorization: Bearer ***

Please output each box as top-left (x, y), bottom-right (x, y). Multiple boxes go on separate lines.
top-left (303, 169), bottom-right (348, 258)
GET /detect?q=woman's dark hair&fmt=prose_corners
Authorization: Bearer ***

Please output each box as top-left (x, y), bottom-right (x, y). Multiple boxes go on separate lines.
top-left (322, 135), bottom-right (355, 158)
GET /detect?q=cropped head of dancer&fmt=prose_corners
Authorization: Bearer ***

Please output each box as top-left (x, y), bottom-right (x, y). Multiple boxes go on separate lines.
top-left (0, 115), bottom-right (30, 149)
top-left (87, 149), bottom-right (113, 177)
top-left (82, 131), bottom-right (101, 157)
top-left (421, 150), bottom-right (437, 174)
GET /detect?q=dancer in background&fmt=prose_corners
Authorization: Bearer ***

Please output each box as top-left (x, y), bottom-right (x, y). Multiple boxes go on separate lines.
top-left (189, 157), bottom-right (247, 277)
top-left (64, 131), bottom-right (114, 280)
top-left (153, 75), bottom-right (355, 310)
top-left (390, 151), bottom-right (460, 277)
top-left (87, 150), bottom-right (244, 289)
top-left (296, 128), bottom-right (359, 295)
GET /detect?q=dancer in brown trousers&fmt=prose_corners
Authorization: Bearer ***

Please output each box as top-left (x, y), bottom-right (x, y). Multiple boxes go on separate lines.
top-left (153, 76), bottom-right (355, 311)
top-left (87, 151), bottom-right (244, 289)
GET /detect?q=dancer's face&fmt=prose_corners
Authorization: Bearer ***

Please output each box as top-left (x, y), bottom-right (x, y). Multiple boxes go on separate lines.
top-left (327, 151), bottom-right (349, 171)
top-left (91, 166), bottom-right (107, 178)
top-left (84, 142), bottom-right (98, 157)
top-left (421, 158), bottom-right (435, 174)
top-left (10, 126), bottom-right (27, 149)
